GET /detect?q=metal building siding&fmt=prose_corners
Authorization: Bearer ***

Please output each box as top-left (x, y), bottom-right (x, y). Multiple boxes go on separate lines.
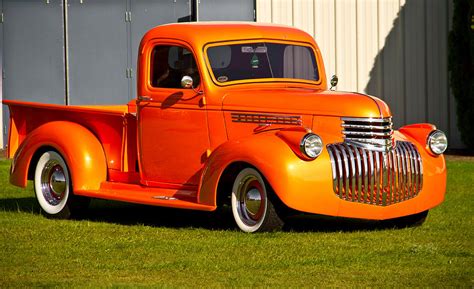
top-left (199, 0), bottom-right (255, 21)
top-left (256, 0), bottom-right (462, 148)
top-left (67, 0), bottom-right (130, 105)
top-left (2, 0), bottom-right (66, 104)
top-left (130, 0), bottom-right (191, 100)
top-left (313, 0), bottom-right (336, 79)
top-left (0, 0), bottom-right (257, 148)
top-left (335, 0), bottom-right (357, 91)
top-left (0, 0), bottom-right (3, 147)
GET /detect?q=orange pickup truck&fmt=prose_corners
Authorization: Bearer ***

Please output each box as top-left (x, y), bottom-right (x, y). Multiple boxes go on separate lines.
top-left (4, 23), bottom-right (447, 232)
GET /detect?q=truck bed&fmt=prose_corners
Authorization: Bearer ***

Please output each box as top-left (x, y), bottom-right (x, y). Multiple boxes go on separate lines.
top-left (4, 100), bottom-right (138, 176)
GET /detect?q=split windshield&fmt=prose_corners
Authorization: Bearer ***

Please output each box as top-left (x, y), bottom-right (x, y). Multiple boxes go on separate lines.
top-left (206, 42), bottom-right (319, 84)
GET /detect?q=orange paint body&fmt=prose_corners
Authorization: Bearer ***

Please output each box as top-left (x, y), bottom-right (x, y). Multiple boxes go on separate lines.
top-left (3, 23), bottom-right (446, 219)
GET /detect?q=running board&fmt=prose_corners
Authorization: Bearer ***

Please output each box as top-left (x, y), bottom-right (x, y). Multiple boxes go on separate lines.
top-left (75, 182), bottom-right (215, 211)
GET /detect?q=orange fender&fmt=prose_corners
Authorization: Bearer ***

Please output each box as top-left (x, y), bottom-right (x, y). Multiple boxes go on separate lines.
top-left (398, 123), bottom-right (436, 152)
top-left (198, 131), bottom-right (339, 216)
top-left (10, 121), bottom-right (107, 191)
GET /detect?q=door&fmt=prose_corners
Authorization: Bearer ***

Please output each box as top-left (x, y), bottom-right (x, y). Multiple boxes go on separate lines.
top-left (2, 0), bottom-right (65, 104)
top-left (67, 0), bottom-right (129, 104)
top-left (137, 42), bottom-right (209, 188)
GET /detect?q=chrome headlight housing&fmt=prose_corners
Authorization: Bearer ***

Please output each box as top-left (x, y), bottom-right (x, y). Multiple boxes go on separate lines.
top-left (300, 133), bottom-right (323, 159)
top-left (427, 130), bottom-right (448, 155)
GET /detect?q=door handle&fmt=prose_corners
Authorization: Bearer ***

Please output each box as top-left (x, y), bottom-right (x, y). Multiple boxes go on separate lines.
top-left (137, 95), bottom-right (152, 102)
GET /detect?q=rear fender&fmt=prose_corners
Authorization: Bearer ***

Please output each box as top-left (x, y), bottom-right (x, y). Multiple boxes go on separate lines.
top-left (10, 121), bottom-right (107, 191)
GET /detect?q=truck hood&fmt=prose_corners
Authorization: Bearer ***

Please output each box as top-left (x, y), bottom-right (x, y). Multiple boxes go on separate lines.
top-left (221, 88), bottom-right (391, 118)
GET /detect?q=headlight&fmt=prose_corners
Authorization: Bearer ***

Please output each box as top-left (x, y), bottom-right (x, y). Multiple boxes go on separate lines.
top-left (300, 133), bottom-right (323, 159)
top-left (427, 130), bottom-right (448, 155)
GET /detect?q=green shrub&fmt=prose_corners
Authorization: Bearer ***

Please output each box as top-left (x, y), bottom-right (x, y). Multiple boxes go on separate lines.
top-left (448, 0), bottom-right (474, 149)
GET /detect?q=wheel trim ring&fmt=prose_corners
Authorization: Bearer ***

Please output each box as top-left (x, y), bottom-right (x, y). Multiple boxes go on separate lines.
top-left (237, 175), bottom-right (266, 226)
top-left (40, 160), bottom-right (66, 206)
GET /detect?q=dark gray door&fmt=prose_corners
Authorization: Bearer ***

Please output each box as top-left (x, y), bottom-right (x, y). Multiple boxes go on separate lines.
top-left (2, 0), bottom-right (65, 103)
top-left (67, 0), bottom-right (129, 105)
top-left (1, 0), bottom-right (4, 145)
top-left (198, 0), bottom-right (255, 21)
top-left (130, 0), bottom-right (191, 99)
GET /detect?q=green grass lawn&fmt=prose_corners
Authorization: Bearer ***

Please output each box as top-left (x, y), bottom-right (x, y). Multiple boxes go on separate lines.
top-left (0, 158), bottom-right (472, 287)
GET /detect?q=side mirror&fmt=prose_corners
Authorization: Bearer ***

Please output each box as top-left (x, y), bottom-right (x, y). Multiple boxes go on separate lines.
top-left (181, 76), bottom-right (193, 89)
top-left (330, 75), bottom-right (338, 91)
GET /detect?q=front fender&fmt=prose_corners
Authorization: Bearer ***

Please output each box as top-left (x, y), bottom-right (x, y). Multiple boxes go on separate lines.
top-left (10, 121), bottom-right (107, 191)
top-left (197, 131), bottom-right (339, 216)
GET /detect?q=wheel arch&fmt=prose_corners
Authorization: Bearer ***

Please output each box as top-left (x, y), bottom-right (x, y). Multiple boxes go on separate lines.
top-left (215, 161), bottom-right (253, 207)
top-left (27, 145), bottom-right (58, 181)
top-left (10, 121), bottom-right (107, 191)
top-left (198, 133), bottom-right (300, 208)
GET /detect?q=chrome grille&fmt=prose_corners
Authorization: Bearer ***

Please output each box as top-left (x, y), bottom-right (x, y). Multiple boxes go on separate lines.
top-left (342, 117), bottom-right (394, 152)
top-left (326, 141), bottom-right (423, 206)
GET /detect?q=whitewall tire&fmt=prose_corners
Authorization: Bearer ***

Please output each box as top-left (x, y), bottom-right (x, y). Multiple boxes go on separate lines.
top-left (34, 151), bottom-right (87, 219)
top-left (231, 168), bottom-right (284, 232)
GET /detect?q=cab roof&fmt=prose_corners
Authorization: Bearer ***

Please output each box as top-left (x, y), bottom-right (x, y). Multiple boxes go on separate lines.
top-left (140, 22), bottom-right (315, 49)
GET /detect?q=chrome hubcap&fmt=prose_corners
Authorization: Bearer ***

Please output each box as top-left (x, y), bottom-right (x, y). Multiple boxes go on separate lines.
top-left (50, 166), bottom-right (66, 197)
top-left (41, 161), bottom-right (67, 206)
top-left (245, 188), bottom-right (262, 217)
top-left (237, 175), bottom-right (265, 226)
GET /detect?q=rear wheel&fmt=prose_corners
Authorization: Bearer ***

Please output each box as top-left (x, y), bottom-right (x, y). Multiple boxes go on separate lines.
top-left (231, 168), bottom-right (284, 232)
top-left (34, 151), bottom-right (89, 219)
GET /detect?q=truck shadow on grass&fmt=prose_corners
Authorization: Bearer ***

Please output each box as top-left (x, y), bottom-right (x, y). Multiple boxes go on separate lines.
top-left (1, 197), bottom-right (407, 232)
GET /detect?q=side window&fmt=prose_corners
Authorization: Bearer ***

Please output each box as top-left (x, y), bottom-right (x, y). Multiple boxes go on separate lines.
top-left (150, 45), bottom-right (200, 88)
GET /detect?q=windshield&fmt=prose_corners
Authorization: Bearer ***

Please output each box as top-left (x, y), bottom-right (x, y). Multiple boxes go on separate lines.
top-left (206, 42), bottom-right (319, 84)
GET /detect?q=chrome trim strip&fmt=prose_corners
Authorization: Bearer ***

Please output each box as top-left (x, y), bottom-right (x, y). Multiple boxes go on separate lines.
top-left (341, 124), bottom-right (392, 130)
top-left (341, 117), bottom-right (394, 152)
top-left (343, 130), bottom-right (393, 137)
top-left (341, 117), bottom-right (392, 123)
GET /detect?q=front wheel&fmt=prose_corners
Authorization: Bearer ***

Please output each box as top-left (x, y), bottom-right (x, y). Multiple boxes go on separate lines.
top-left (34, 151), bottom-right (89, 219)
top-left (231, 168), bottom-right (284, 232)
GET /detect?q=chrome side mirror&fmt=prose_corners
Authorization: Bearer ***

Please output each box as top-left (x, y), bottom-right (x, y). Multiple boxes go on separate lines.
top-left (181, 75), bottom-right (193, 89)
top-left (330, 75), bottom-right (338, 91)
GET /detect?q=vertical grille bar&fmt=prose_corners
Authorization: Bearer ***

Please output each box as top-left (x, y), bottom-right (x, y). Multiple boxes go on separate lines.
top-left (341, 148), bottom-right (350, 199)
top-left (396, 145), bottom-right (403, 202)
top-left (368, 151), bottom-right (375, 203)
top-left (344, 144), bottom-right (357, 200)
top-left (334, 149), bottom-right (344, 199)
top-left (354, 147), bottom-right (363, 202)
top-left (361, 149), bottom-right (369, 203)
top-left (374, 151), bottom-right (381, 204)
top-left (327, 141), bottom-right (423, 206)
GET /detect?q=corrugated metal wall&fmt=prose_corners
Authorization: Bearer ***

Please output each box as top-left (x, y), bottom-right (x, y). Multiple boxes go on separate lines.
top-left (256, 0), bottom-right (463, 148)
top-left (0, 0), bottom-right (255, 148)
